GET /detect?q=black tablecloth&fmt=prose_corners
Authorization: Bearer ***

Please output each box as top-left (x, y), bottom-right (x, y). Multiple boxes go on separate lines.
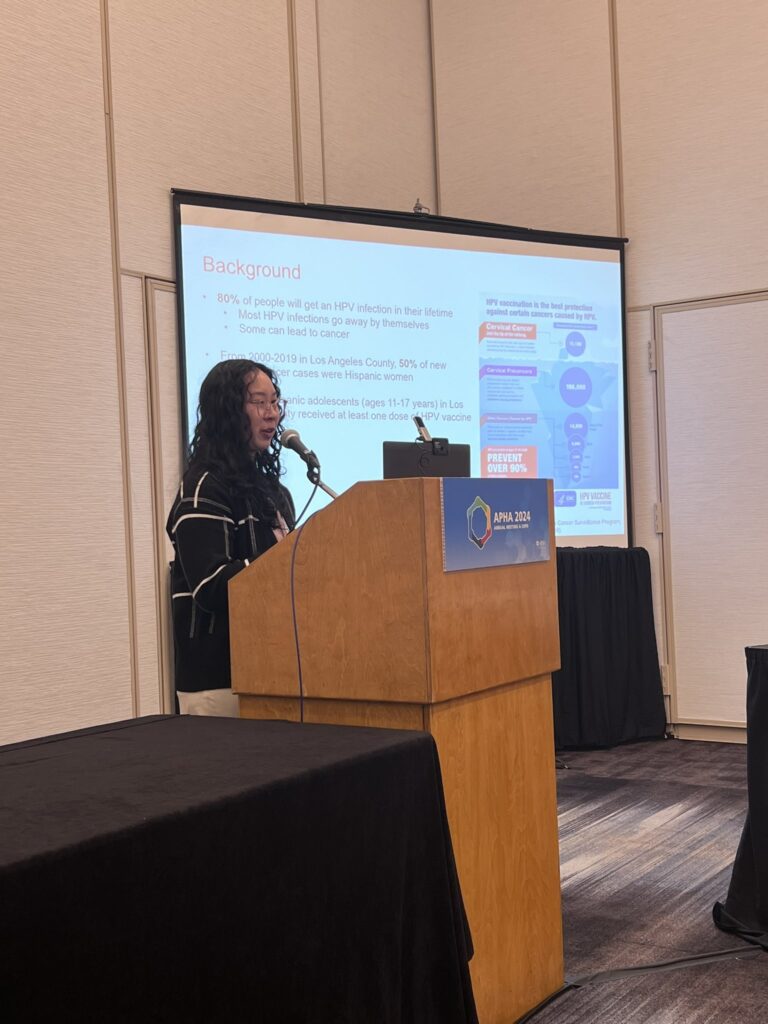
top-left (714, 645), bottom-right (768, 947)
top-left (0, 716), bottom-right (477, 1024)
top-left (552, 546), bottom-right (666, 748)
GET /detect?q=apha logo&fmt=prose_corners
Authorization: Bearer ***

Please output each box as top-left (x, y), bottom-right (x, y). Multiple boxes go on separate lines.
top-left (466, 495), bottom-right (493, 550)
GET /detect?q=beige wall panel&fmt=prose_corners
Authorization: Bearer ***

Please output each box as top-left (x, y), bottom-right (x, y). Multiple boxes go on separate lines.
top-left (432, 0), bottom-right (617, 234)
top-left (316, 0), bottom-right (436, 211)
top-left (108, 0), bottom-right (296, 278)
top-left (618, 0), bottom-right (768, 307)
top-left (660, 299), bottom-right (768, 724)
top-left (0, 1), bottom-right (132, 743)
top-left (626, 309), bottom-right (665, 663)
top-left (122, 275), bottom-right (162, 715)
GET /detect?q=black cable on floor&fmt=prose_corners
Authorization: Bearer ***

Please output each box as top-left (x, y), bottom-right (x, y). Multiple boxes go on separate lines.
top-left (513, 943), bottom-right (765, 1022)
top-left (567, 942), bottom-right (764, 988)
top-left (513, 983), bottom-right (577, 1023)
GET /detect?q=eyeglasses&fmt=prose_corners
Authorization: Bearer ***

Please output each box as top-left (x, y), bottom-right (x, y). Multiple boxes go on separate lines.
top-left (246, 397), bottom-right (286, 416)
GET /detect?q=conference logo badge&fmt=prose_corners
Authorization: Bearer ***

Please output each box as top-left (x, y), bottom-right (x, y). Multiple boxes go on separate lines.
top-left (466, 495), bottom-right (493, 550)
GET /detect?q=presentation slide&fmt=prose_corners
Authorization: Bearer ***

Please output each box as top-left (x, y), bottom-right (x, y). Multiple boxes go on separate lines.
top-left (175, 199), bottom-right (628, 545)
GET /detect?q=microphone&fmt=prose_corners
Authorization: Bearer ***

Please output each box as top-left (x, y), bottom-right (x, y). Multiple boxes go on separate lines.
top-left (281, 428), bottom-right (339, 502)
top-left (281, 429), bottom-right (320, 470)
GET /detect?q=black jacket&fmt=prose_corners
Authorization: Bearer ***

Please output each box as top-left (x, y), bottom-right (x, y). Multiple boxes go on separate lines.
top-left (166, 467), bottom-right (294, 692)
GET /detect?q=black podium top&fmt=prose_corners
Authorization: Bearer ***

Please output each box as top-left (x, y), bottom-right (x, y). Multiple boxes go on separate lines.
top-left (0, 716), bottom-right (477, 1024)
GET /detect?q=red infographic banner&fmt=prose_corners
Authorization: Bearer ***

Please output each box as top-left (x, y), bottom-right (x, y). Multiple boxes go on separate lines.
top-left (482, 446), bottom-right (538, 477)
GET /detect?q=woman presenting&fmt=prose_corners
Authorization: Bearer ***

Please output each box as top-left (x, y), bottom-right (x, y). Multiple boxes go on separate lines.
top-left (166, 359), bottom-right (295, 716)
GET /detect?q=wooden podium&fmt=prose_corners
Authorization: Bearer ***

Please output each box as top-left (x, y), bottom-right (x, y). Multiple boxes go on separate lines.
top-left (230, 478), bottom-right (563, 1023)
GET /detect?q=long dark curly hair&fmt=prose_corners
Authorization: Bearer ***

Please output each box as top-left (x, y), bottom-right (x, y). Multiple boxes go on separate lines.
top-left (187, 359), bottom-right (292, 524)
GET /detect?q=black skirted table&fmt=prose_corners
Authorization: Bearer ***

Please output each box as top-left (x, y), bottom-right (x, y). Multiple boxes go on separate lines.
top-left (552, 546), bottom-right (666, 748)
top-left (0, 716), bottom-right (477, 1024)
top-left (714, 645), bottom-right (768, 947)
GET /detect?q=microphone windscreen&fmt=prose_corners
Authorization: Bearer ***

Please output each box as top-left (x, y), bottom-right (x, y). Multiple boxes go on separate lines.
top-left (281, 429), bottom-right (302, 451)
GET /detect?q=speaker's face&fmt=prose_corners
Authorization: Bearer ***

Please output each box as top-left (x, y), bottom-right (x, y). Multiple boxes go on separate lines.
top-left (244, 370), bottom-right (280, 452)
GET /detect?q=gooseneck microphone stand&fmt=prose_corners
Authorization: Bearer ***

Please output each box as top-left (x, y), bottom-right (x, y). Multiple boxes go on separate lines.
top-left (306, 462), bottom-right (338, 500)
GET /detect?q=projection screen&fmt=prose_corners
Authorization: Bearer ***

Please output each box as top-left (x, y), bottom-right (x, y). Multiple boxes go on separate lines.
top-left (173, 191), bottom-right (629, 546)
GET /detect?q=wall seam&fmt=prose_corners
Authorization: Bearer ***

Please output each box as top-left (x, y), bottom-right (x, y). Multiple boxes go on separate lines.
top-left (608, 0), bottom-right (626, 238)
top-left (313, 0), bottom-right (328, 203)
top-left (100, 0), bottom-right (140, 718)
top-left (286, 0), bottom-right (304, 203)
top-left (427, 0), bottom-right (442, 215)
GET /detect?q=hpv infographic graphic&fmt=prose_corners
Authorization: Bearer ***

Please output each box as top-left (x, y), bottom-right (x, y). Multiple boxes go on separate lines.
top-left (477, 289), bottom-right (622, 535)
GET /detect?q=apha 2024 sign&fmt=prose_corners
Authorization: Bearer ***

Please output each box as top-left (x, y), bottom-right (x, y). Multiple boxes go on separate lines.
top-left (441, 478), bottom-right (550, 572)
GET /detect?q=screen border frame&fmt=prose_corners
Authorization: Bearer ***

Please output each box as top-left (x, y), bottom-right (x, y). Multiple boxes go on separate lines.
top-left (171, 188), bottom-right (632, 545)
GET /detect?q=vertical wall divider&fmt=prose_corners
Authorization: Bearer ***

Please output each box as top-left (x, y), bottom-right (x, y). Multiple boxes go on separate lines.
top-left (101, 0), bottom-right (140, 717)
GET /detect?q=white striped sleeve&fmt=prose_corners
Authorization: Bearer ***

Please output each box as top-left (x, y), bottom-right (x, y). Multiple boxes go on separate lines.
top-left (191, 563), bottom-right (228, 599)
top-left (170, 474), bottom-right (245, 613)
top-left (171, 512), bottom-right (235, 534)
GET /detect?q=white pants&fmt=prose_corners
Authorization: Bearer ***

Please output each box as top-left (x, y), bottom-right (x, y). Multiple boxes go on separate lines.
top-left (177, 688), bottom-right (240, 717)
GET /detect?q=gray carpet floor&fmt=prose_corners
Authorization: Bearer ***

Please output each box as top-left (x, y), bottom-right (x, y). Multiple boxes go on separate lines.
top-left (531, 738), bottom-right (768, 1023)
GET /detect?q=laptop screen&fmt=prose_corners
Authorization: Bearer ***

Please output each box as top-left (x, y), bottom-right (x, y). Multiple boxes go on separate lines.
top-left (382, 441), bottom-right (471, 479)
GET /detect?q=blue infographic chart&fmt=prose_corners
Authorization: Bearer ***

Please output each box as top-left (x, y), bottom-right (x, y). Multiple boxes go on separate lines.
top-left (477, 291), bottom-right (621, 524)
top-left (176, 202), bottom-right (627, 544)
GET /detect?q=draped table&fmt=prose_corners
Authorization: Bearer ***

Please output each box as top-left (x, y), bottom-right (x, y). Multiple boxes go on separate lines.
top-left (0, 715), bottom-right (477, 1023)
top-left (552, 546), bottom-right (666, 748)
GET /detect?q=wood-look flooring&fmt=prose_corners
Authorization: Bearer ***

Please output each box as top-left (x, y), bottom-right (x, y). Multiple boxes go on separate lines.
top-left (531, 739), bottom-right (768, 1023)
